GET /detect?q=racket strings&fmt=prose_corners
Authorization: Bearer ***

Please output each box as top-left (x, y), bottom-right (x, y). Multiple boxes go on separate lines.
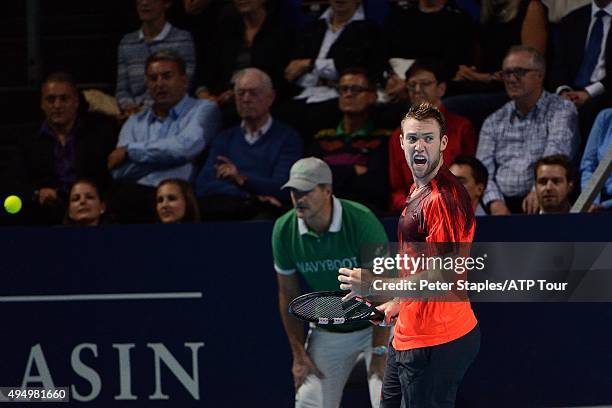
top-left (292, 296), bottom-right (370, 320)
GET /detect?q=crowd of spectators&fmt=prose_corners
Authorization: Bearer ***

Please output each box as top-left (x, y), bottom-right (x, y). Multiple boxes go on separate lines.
top-left (3, 0), bottom-right (611, 226)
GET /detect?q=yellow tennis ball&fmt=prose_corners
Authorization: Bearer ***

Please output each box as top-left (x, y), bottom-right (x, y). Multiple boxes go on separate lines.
top-left (4, 195), bottom-right (22, 214)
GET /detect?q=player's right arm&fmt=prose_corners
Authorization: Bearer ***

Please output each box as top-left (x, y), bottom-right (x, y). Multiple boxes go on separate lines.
top-left (276, 273), bottom-right (324, 389)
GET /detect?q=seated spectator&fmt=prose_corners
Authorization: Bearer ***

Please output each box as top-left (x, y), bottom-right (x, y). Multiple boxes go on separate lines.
top-left (580, 108), bottom-right (612, 212)
top-left (387, 59), bottom-right (477, 213)
top-left (541, 0), bottom-right (590, 23)
top-left (534, 155), bottom-right (574, 214)
top-left (156, 178), bottom-right (201, 223)
top-left (477, 46), bottom-right (579, 215)
top-left (195, 68), bottom-right (302, 220)
top-left (196, 0), bottom-right (294, 116)
top-left (444, 0), bottom-right (548, 129)
top-left (281, 0), bottom-right (382, 140)
top-left (450, 155), bottom-right (489, 216)
top-left (109, 50), bottom-right (220, 223)
top-left (382, 0), bottom-right (476, 103)
top-left (18, 72), bottom-right (118, 225)
top-left (64, 179), bottom-right (107, 226)
top-left (116, 0), bottom-right (196, 116)
top-left (309, 67), bottom-right (390, 213)
top-left (549, 0), bottom-right (612, 145)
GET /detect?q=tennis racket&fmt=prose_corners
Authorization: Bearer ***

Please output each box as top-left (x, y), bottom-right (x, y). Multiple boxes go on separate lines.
top-left (288, 291), bottom-right (385, 325)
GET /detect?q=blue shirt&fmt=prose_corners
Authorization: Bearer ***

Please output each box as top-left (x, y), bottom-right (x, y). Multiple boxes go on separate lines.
top-left (477, 90), bottom-right (579, 204)
top-left (195, 119), bottom-right (302, 200)
top-left (581, 108), bottom-right (612, 208)
top-left (113, 95), bottom-right (220, 187)
top-left (115, 23), bottom-right (196, 109)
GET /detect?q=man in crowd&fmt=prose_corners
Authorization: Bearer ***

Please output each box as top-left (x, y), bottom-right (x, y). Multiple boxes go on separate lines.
top-left (116, 0), bottom-right (196, 116)
top-left (450, 155), bottom-right (489, 216)
top-left (549, 0), bottom-right (612, 141)
top-left (477, 46), bottom-right (579, 215)
top-left (581, 108), bottom-right (612, 212)
top-left (388, 59), bottom-right (476, 213)
top-left (534, 155), bottom-right (574, 214)
top-left (18, 71), bottom-right (118, 224)
top-left (274, 157), bottom-right (389, 408)
top-left (109, 50), bottom-right (219, 223)
top-left (309, 68), bottom-right (392, 213)
top-left (195, 68), bottom-right (302, 220)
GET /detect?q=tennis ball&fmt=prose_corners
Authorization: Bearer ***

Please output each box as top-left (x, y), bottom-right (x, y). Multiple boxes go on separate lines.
top-left (4, 195), bottom-right (22, 214)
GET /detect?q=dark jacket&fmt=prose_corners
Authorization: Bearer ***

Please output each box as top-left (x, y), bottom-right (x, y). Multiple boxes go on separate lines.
top-left (20, 111), bottom-right (118, 195)
top-left (200, 9), bottom-right (294, 96)
top-left (548, 4), bottom-right (612, 92)
top-left (291, 17), bottom-right (383, 85)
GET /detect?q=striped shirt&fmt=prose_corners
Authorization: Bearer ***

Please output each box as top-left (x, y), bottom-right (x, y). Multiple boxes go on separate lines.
top-left (115, 23), bottom-right (196, 110)
top-left (477, 90), bottom-right (579, 204)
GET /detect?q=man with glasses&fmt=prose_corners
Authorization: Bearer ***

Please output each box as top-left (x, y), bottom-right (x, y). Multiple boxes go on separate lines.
top-left (387, 59), bottom-right (477, 213)
top-left (274, 157), bottom-right (389, 408)
top-left (477, 46), bottom-right (579, 215)
top-left (308, 68), bottom-right (392, 213)
top-left (195, 68), bottom-right (302, 220)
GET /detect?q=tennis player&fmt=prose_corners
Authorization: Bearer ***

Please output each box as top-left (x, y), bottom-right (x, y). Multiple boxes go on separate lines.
top-left (273, 157), bottom-right (390, 408)
top-left (340, 103), bottom-right (480, 407)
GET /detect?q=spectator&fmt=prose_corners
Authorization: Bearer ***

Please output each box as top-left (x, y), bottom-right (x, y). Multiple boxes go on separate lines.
top-left (534, 155), bottom-right (574, 214)
top-left (64, 179), bottom-right (107, 226)
top-left (382, 0), bottom-right (476, 103)
top-left (477, 46), bottom-right (578, 215)
top-left (195, 68), bottom-right (302, 220)
top-left (156, 178), bottom-right (201, 223)
top-left (109, 50), bottom-right (220, 223)
top-left (309, 68), bottom-right (391, 213)
top-left (388, 59), bottom-right (477, 213)
top-left (580, 108), bottom-right (612, 211)
top-left (196, 0), bottom-right (294, 115)
top-left (549, 0), bottom-right (612, 144)
top-left (281, 0), bottom-right (382, 140)
top-left (541, 0), bottom-right (590, 23)
top-left (450, 155), bottom-right (489, 216)
top-left (116, 0), bottom-right (196, 116)
top-left (445, 0), bottom-right (548, 129)
top-left (273, 157), bottom-right (389, 408)
top-left (18, 72), bottom-right (118, 225)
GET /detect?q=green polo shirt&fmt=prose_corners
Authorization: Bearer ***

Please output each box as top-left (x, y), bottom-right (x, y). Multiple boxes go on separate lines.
top-left (273, 196), bottom-right (388, 332)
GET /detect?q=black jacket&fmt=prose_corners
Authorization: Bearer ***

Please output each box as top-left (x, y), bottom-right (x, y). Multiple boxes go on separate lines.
top-left (549, 4), bottom-right (612, 92)
top-left (20, 111), bottom-right (118, 195)
top-left (200, 9), bottom-right (294, 96)
top-left (291, 17), bottom-right (383, 84)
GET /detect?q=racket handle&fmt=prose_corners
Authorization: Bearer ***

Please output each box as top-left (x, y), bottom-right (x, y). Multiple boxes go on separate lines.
top-left (371, 307), bottom-right (386, 325)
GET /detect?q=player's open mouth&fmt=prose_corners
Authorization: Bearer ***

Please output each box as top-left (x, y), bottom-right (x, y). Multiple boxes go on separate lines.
top-left (413, 155), bottom-right (427, 165)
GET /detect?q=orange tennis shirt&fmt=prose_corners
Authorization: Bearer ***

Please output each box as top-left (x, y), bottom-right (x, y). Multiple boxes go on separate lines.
top-left (393, 165), bottom-right (477, 351)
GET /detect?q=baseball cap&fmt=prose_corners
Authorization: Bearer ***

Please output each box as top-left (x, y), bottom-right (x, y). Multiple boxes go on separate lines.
top-left (281, 157), bottom-right (333, 191)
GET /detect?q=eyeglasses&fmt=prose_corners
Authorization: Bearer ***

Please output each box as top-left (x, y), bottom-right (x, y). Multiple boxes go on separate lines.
top-left (235, 88), bottom-right (264, 98)
top-left (406, 80), bottom-right (435, 91)
top-left (501, 67), bottom-right (538, 80)
top-left (338, 85), bottom-right (372, 95)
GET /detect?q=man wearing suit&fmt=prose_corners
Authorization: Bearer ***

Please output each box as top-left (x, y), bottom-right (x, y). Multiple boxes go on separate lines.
top-left (549, 0), bottom-right (612, 141)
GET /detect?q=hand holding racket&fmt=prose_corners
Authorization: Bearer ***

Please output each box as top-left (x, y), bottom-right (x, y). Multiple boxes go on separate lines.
top-left (338, 267), bottom-right (367, 301)
top-left (288, 291), bottom-right (386, 326)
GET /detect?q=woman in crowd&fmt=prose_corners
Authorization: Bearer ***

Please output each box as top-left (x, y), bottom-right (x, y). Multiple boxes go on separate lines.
top-left (155, 179), bottom-right (201, 223)
top-left (444, 0), bottom-right (548, 128)
top-left (64, 180), bottom-right (107, 226)
top-left (197, 0), bottom-right (293, 111)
